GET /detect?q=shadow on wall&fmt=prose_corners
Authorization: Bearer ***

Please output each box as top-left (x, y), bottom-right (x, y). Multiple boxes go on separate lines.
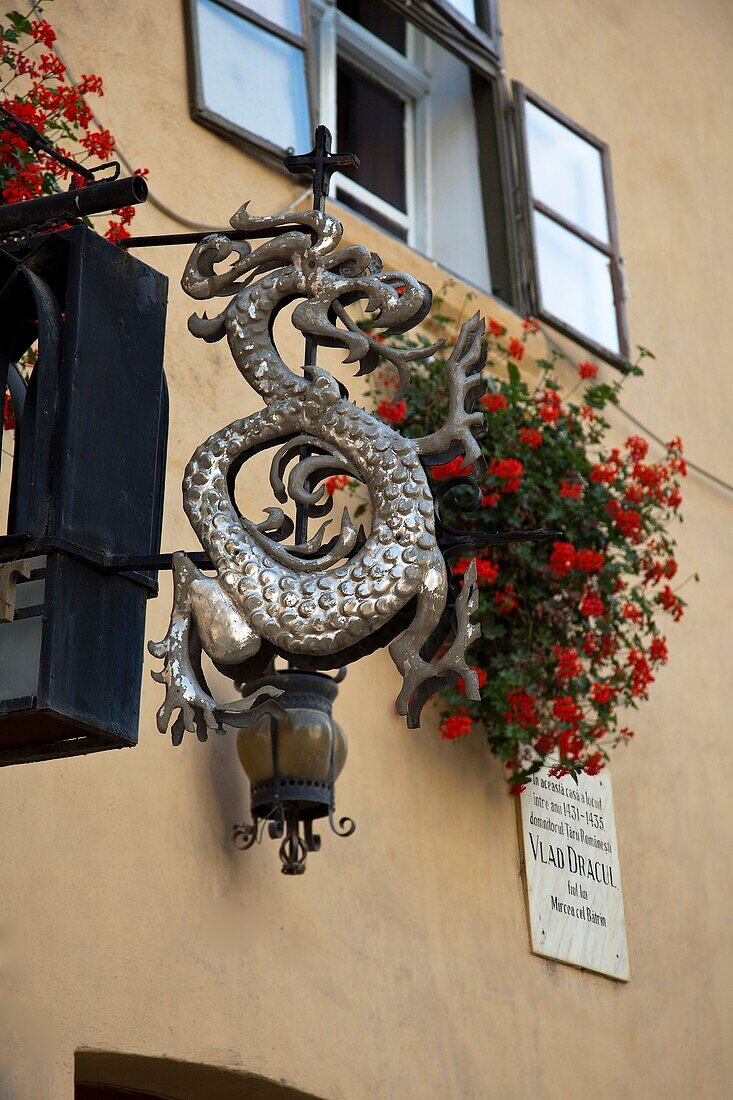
top-left (75, 1051), bottom-right (325, 1100)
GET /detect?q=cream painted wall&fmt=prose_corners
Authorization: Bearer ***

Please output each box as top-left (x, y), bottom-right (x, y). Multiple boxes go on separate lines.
top-left (0, 1), bottom-right (730, 1097)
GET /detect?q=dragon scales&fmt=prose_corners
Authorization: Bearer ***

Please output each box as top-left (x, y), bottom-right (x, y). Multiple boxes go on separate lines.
top-left (150, 203), bottom-right (488, 743)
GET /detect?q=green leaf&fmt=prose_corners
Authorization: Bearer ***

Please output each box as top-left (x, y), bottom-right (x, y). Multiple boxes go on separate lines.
top-left (7, 10), bottom-right (32, 33)
top-left (507, 360), bottom-right (521, 387)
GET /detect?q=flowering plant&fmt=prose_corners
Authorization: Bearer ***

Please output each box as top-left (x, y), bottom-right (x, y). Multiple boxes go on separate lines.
top-left (0, 1), bottom-right (141, 242)
top-left (351, 298), bottom-right (689, 793)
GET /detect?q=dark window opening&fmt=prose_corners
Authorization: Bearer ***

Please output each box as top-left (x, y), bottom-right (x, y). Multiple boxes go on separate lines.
top-left (336, 59), bottom-right (406, 213)
top-left (337, 0), bottom-right (406, 53)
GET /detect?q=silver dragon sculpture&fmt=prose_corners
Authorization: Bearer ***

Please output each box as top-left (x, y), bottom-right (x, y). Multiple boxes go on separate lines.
top-left (150, 203), bottom-right (487, 743)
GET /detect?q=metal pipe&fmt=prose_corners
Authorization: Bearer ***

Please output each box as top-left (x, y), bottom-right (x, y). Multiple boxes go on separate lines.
top-left (0, 174), bottom-right (148, 235)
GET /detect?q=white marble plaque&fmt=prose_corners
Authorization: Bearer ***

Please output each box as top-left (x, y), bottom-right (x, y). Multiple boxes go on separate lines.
top-left (519, 764), bottom-right (630, 981)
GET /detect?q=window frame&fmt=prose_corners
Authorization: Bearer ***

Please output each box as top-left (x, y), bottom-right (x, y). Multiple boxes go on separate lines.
top-left (512, 82), bottom-right (630, 368)
top-left (310, 0), bottom-right (429, 247)
top-left (383, 0), bottom-right (503, 69)
top-left (183, 0), bottom-right (315, 166)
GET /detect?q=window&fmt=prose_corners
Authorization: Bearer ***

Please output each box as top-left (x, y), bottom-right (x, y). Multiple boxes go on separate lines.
top-left (185, 0), bottom-right (520, 303)
top-left (184, 0), bottom-right (313, 161)
top-left (513, 84), bottom-right (629, 365)
top-left (309, 0), bottom-right (518, 299)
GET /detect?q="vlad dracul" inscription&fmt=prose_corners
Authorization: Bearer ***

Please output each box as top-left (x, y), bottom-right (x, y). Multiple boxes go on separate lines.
top-left (519, 763), bottom-right (630, 981)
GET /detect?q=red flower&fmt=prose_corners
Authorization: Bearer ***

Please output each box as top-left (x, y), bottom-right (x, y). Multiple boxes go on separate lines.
top-left (456, 667), bottom-right (488, 694)
top-left (504, 689), bottom-right (538, 729)
top-left (493, 583), bottom-right (518, 613)
top-left (481, 392), bottom-right (508, 412)
top-left (430, 456), bottom-right (473, 481)
top-left (657, 585), bottom-right (684, 621)
top-left (325, 474), bottom-right (349, 495)
top-left (488, 318), bottom-right (505, 337)
top-left (508, 337), bottom-right (524, 361)
top-left (591, 682), bottom-right (614, 705)
top-left (377, 398), bottom-right (407, 425)
top-left (80, 127), bottom-right (115, 159)
top-left (481, 490), bottom-right (499, 508)
top-left (584, 752), bottom-right (605, 776)
top-left (519, 427), bottom-right (542, 448)
top-left (649, 636), bottom-right (669, 664)
top-left (489, 457), bottom-right (524, 493)
top-left (553, 645), bottom-right (582, 681)
top-left (475, 559), bottom-right (499, 585)
top-left (30, 19), bottom-right (57, 48)
top-left (580, 592), bottom-right (605, 618)
top-left (663, 559), bottom-right (678, 580)
top-left (522, 316), bottom-right (540, 334)
top-left (3, 393), bottom-right (15, 432)
top-left (77, 73), bottom-right (104, 96)
top-left (578, 360), bottom-right (598, 379)
top-left (559, 480), bottom-right (582, 499)
top-left (440, 710), bottom-right (472, 740)
top-left (626, 435), bottom-right (649, 462)
top-left (590, 462), bottom-right (617, 485)
top-left (549, 541), bottom-right (576, 577)
top-left (105, 220), bottom-right (131, 243)
top-left (537, 390), bottom-right (562, 424)
top-left (627, 648), bottom-right (655, 696)
top-left (606, 501), bottom-right (643, 540)
top-left (575, 548), bottom-right (604, 573)
top-left (552, 696), bottom-right (582, 727)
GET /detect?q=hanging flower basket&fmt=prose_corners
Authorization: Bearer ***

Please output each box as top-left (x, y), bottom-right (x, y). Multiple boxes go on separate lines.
top-left (350, 297), bottom-right (689, 793)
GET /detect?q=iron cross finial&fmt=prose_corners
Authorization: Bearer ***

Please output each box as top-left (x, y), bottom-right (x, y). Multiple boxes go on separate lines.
top-left (283, 125), bottom-right (359, 213)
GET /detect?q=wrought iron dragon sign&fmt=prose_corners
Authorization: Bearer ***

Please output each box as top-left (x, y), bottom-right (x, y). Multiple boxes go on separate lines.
top-left (149, 194), bottom-right (493, 743)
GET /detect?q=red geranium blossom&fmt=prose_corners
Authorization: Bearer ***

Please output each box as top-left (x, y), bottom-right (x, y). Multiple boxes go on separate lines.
top-left (549, 542), bottom-right (576, 577)
top-left (377, 398), bottom-right (407, 425)
top-left (580, 592), bottom-right (605, 618)
top-left (481, 392), bottom-right (508, 412)
top-left (489, 457), bottom-right (524, 493)
top-left (519, 427), bottom-right (542, 448)
top-left (508, 337), bottom-right (524, 361)
top-left (440, 710), bottom-right (472, 740)
top-left (578, 360), bottom-right (598, 379)
top-left (574, 548), bottom-right (604, 573)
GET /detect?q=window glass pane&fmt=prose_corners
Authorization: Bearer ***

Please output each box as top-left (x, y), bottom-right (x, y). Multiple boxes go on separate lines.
top-left (240, 0), bottom-right (302, 34)
top-left (428, 37), bottom-right (490, 289)
top-left (196, 0), bottom-right (310, 153)
top-left (447, 0), bottom-right (477, 21)
top-left (525, 101), bottom-right (609, 244)
top-left (337, 0), bottom-right (406, 53)
top-left (336, 59), bottom-right (406, 212)
top-left (533, 211), bottom-right (619, 353)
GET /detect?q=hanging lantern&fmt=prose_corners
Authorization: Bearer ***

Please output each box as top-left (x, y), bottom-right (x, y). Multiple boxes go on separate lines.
top-left (233, 670), bottom-right (354, 875)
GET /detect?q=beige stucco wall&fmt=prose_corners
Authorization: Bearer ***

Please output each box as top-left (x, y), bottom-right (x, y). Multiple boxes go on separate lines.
top-left (1, 1), bottom-right (731, 1097)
